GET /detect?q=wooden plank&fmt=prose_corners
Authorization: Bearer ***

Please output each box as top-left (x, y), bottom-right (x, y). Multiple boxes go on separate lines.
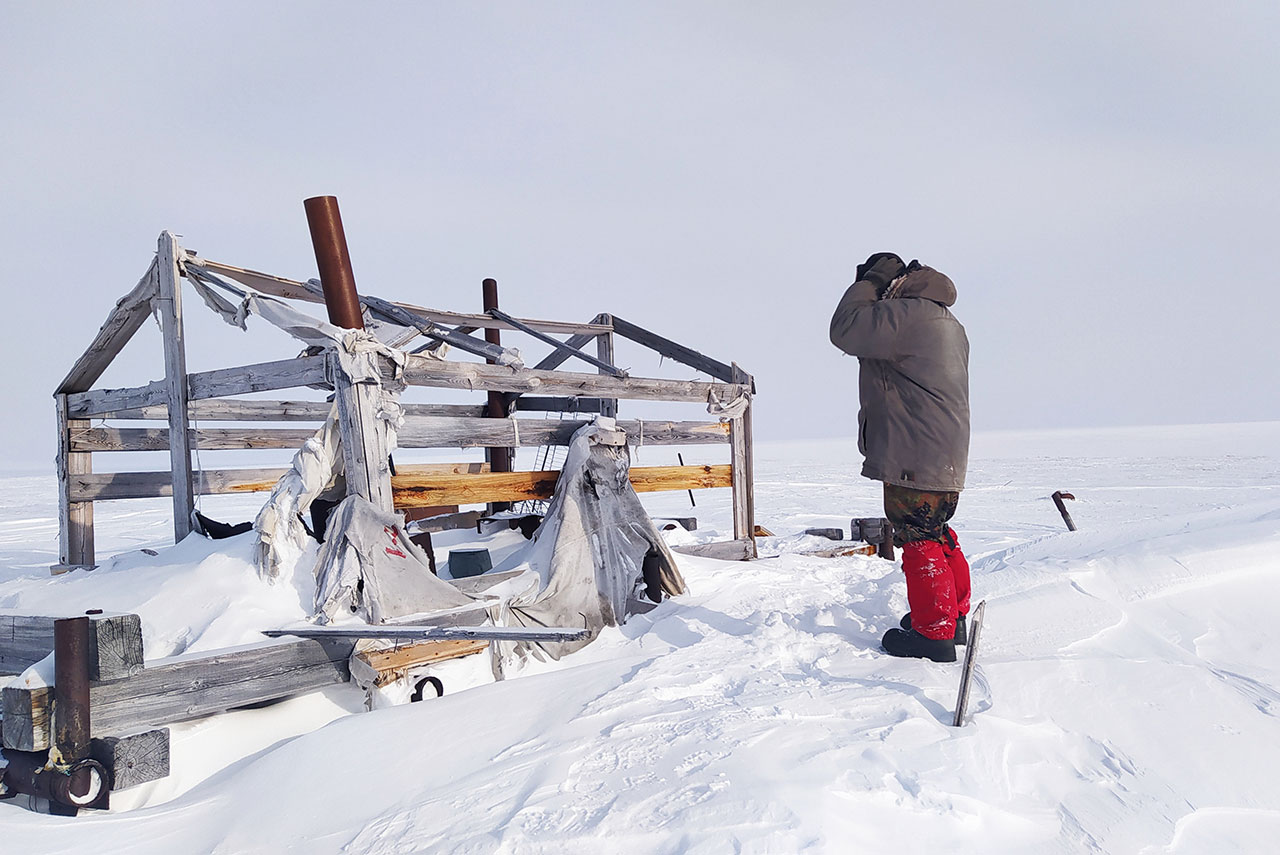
top-left (670, 539), bottom-right (756, 561)
top-left (158, 231), bottom-right (195, 542)
top-left (392, 463), bottom-right (732, 508)
top-left (56, 259), bottom-right (159, 394)
top-left (198, 258), bottom-right (610, 336)
top-left (396, 416), bottom-right (730, 449)
top-left (56, 395), bottom-right (95, 567)
top-left (610, 315), bottom-right (747, 384)
top-left (186, 355), bottom-right (329, 401)
top-left (67, 416), bottom-right (726, 452)
top-left (98, 399), bottom-right (485, 422)
top-left (91, 728), bottom-right (170, 790)
top-left (2, 638), bottom-right (357, 751)
top-left (70, 462), bottom-right (489, 502)
top-left (66, 381), bottom-right (169, 420)
top-left (401, 355), bottom-right (749, 404)
top-left (730, 415), bottom-right (750, 542)
top-left (72, 427), bottom-right (320, 452)
top-left (742, 402), bottom-right (758, 558)
top-left (352, 639), bottom-right (489, 687)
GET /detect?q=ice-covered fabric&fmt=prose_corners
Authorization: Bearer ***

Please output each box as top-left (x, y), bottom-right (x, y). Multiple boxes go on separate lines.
top-left (491, 419), bottom-right (686, 666)
top-left (312, 495), bottom-right (476, 624)
top-left (253, 413), bottom-right (343, 580)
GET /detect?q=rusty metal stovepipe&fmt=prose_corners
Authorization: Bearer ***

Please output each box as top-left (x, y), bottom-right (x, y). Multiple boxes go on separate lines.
top-left (303, 195), bottom-right (365, 330)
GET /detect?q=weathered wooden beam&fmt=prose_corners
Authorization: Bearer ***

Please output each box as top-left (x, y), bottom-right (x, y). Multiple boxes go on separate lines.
top-left (91, 727), bottom-right (170, 790)
top-left (488, 307), bottom-right (623, 376)
top-left (1, 616), bottom-right (60, 675)
top-left (0, 614), bottom-right (144, 680)
top-left (56, 259), bottom-right (159, 395)
top-left (157, 231), bottom-right (195, 542)
top-left (98, 399), bottom-right (486, 422)
top-left (69, 463), bottom-right (488, 502)
top-left (396, 416), bottom-right (730, 449)
top-left (2, 638), bottom-right (354, 752)
top-left (392, 463), bottom-right (732, 508)
top-left (64, 357), bottom-right (331, 421)
top-left (65, 380), bottom-right (169, 420)
top-left (72, 427), bottom-right (320, 452)
top-left (530, 317), bottom-right (609, 372)
top-left (56, 395), bottom-right (94, 567)
top-left (2, 686), bottom-right (51, 751)
top-left (197, 257), bottom-right (610, 336)
top-left (610, 315), bottom-right (750, 385)
top-left (670, 538), bottom-right (756, 561)
top-left (186, 355), bottom-right (330, 401)
top-left (401, 355), bottom-right (749, 404)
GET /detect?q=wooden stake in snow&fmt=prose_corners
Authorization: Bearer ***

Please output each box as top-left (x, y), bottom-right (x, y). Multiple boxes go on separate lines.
top-left (952, 599), bottom-right (987, 727)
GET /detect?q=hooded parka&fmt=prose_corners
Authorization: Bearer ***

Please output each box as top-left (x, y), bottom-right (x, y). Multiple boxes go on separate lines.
top-left (829, 260), bottom-right (970, 492)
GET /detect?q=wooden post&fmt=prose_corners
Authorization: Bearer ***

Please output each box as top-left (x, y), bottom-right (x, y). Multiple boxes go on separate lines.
top-left (56, 394), bottom-right (94, 569)
top-left (596, 313), bottom-right (618, 419)
top-left (741, 398), bottom-right (757, 558)
top-left (482, 278), bottom-right (512, 513)
top-left (331, 350), bottom-right (395, 511)
top-left (730, 415), bottom-right (751, 547)
top-left (157, 231), bottom-right (195, 542)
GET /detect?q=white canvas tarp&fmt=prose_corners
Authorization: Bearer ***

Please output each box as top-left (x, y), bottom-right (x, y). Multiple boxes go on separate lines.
top-left (490, 419), bottom-right (686, 666)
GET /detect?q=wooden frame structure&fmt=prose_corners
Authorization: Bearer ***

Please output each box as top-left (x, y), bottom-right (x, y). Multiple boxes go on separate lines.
top-left (52, 232), bottom-right (758, 570)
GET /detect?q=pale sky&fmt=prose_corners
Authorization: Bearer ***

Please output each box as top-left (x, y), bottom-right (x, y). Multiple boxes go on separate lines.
top-left (2, 2), bottom-right (1278, 470)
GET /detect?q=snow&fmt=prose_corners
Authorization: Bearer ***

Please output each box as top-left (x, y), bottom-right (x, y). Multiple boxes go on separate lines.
top-left (3, 421), bottom-right (1280, 852)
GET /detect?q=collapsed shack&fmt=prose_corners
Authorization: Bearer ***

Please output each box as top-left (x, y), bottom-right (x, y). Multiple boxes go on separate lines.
top-left (4, 202), bottom-right (756, 812)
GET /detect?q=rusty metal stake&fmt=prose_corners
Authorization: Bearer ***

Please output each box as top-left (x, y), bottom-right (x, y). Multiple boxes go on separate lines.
top-left (482, 278), bottom-right (512, 512)
top-left (880, 522), bottom-right (895, 562)
top-left (304, 195), bottom-right (365, 330)
top-left (1051, 490), bottom-right (1077, 531)
top-left (51, 616), bottom-right (100, 814)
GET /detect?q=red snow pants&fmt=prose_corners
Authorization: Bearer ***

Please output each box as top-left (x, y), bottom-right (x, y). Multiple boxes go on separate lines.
top-left (885, 485), bottom-right (971, 641)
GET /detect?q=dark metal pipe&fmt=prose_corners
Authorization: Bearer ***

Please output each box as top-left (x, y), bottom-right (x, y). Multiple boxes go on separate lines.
top-left (482, 279), bottom-right (512, 507)
top-left (304, 196), bottom-right (365, 330)
top-left (53, 617), bottom-right (91, 786)
top-left (1, 748), bottom-right (110, 812)
top-left (1051, 490), bottom-right (1078, 531)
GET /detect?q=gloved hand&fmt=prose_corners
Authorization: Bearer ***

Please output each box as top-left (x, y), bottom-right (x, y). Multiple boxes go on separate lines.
top-left (856, 252), bottom-right (906, 294)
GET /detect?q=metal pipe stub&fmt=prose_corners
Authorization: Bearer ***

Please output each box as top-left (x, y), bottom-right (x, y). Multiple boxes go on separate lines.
top-left (53, 617), bottom-right (93, 803)
top-left (304, 195), bottom-right (365, 330)
top-left (0, 749), bottom-right (110, 812)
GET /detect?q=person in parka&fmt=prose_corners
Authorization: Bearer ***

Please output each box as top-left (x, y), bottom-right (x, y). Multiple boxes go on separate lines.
top-left (829, 252), bottom-right (972, 663)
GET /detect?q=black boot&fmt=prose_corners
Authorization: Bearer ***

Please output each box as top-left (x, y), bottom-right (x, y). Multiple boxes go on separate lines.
top-left (882, 627), bottom-right (957, 663)
top-left (900, 611), bottom-right (967, 646)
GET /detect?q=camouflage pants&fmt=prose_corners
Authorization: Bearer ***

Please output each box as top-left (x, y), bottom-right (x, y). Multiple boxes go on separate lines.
top-left (883, 483), bottom-right (959, 547)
